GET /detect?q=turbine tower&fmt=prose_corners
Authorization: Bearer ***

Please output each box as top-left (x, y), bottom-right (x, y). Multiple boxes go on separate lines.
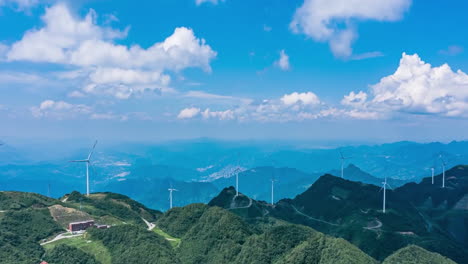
top-left (381, 177), bottom-right (392, 213)
top-left (439, 155), bottom-right (446, 188)
top-left (70, 140), bottom-right (98, 196)
top-left (271, 177), bottom-right (277, 205)
top-left (339, 151), bottom-right (351, 178)
top-left (168, 187), bottom-right (178, 209)
top-left (431, 167), bottom-right (435, 185)
top-left (233, 167), bottom-right (242, 197)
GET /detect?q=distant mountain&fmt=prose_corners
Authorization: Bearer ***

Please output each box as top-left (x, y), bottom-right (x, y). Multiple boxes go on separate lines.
top-left (328, 164), bottom-right (408, 187)
top-left (104, 177), bottom-right (219, 211)
top-left (209, 167), bottom-right (468, 263)
top-left (211, 166), bottom-right (320, 203)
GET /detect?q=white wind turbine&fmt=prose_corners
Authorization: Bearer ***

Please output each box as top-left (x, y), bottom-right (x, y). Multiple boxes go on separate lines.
top-left (271, 177), bottom-right (277, 205)
top-left (168, 186), bottom-right (178, 209)
top-left (233, 167), bottom-right (242, 197)
top-left (380, 177), bottom-right (393, 213)
top-left (439, 155), bottom-right (446, 188)
top-left (339, 151), bottom-right (351, 179)
top-left (70, 140), bottom-right (98, 196)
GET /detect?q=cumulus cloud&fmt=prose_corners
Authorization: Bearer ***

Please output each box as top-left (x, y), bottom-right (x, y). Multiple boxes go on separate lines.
top-left (290, 0), bottom-right (411, 58)
top-left (274, 50), bottom-right (290, 71)
top-left (177, 107), bottom-right (201, 119)
top-left (341, 91), bottom-right (367, 108)
top-left (4, 3), bottom-right (217, 99)
top-left (342, 53), bottom-right (468, 118)
top-left (281, 92), bottom-right (320, 106)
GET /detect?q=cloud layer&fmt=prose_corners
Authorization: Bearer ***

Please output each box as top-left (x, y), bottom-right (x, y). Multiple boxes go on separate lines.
top-left (290, 0), bottom-right (411, 58)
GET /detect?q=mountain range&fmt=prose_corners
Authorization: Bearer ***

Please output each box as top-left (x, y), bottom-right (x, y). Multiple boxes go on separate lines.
top-left (1, 165), bottom-right (466, 263)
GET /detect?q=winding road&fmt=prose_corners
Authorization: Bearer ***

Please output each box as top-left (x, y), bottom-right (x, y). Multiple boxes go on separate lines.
top-left (363, 219), bottom-right (383, 230)
top-left (40, 232), bottom-right (83, 246)
top-left (229, 195), bottom-right (253, 209)
top-left (291, 205), bottom-right (340, 226)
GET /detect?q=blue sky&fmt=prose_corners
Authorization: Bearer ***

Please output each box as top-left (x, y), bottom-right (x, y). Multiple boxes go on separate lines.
top-left (0, 0), bottom-right (467, 142)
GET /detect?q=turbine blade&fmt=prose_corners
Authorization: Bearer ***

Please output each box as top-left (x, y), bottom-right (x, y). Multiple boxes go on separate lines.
top-left (70, 160), bottom-right (88, 163)
top-left (87, 140), bottom-right (98, 160)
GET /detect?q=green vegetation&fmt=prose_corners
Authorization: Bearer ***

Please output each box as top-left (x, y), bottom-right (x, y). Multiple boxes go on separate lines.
top-left (43, 244), bottom-right (98, 264)
top-left (383, 245), bottom-right (457, 264)
top-left (0, 207), bottom-right (63, 264)
top-left (64, 191), bottom-right (162, 227)
top-left (235, 224), bottom-right (316, 263)
top-left (177, 206), bottom-right (254, 264)
top-left (210, 174), bottom-right (467, 263)
top-left (0, 191), bottom-right (57, 210)
top-left (89, 225), bottom-right (180, 264)
top-left (153, 227), bottom-right (181, 248)
top-left (1, 188), bottom-right (463, 264)
top-left (156, 203), bottom-right (209, 237)
top-left (277, 233), bottom-right (378, 264)
top-left (43, 234), bottom-right (111, 264)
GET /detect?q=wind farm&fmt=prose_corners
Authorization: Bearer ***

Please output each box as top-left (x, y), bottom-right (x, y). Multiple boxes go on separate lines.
top-left (1, 0), bottom-right (467, 263)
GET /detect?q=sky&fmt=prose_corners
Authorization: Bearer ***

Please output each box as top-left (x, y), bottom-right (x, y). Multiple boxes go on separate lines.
top-left (0, 0), bottom-right (467, 143)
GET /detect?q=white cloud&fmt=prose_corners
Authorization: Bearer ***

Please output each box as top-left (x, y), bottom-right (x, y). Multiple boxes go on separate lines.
top-left (31, 100), bottom-right (92, 119)
top-left (201, 108), bottom-right (235, 120)
top-left (290, 0), bottom-right (411, 58)
top-left (281, 92), bottom-right (320, 106)
top-left (341, 91), bottom-right (367, 108)
top-left (275, 50), bottom-right (290, 71)
top-left (342, 53), bottom-right (468, 118)
top-left (195, 0), bottom-right (223, 5)
top-left (177, 107), bottom-right (201, 119)
top-left (178, 91), bottom-right (325, 122)
top-left (4, 3), bottom-right (217, 99)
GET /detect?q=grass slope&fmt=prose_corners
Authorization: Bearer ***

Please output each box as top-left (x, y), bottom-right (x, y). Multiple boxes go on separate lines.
top-left (43, 234), bottom-right (111, 264)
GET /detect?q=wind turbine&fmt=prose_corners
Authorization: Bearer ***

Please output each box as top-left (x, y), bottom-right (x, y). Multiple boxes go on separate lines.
top-left (380, 177), bottom-right (393, 213)
top-left (70, 140), bottom-right (98, 196)
top-left (339, 151), bottom-right (351, 179)
top-left (168, 186), bottom-right (178, 209)
top-left (233, 167), bottom-right (242, 197)
top-left (439, 155), bottom-right (446, 188)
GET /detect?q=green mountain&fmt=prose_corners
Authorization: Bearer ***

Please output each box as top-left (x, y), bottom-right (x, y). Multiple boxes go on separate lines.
top-left (383, 245), bottom-right (456, 264)
top-left (209, 169), bottom-right (468, 263)
top-left (0, 185), bottom-right (462, 264)
top-left (395, 165), bottom-right (468, 249)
